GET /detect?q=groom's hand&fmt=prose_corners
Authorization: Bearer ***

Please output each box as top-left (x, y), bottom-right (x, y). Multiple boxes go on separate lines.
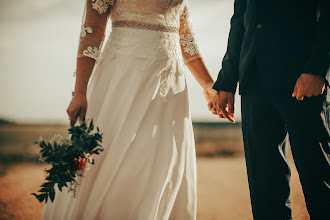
top-left (208, 91), bottom-right (235, 123)
top-left (292, 73), bottom-right (326, 101)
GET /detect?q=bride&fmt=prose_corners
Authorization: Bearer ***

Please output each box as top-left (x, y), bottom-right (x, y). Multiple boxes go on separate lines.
top-left (41, 0), bottom-right (216, 219)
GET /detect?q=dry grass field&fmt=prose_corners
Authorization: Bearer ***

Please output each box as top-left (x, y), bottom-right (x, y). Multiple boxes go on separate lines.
top-left (0, 124), bottom-right (308, 220)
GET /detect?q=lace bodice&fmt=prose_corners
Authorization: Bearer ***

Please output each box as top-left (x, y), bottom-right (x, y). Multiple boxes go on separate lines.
top-left (75, 0), bottom-right (201, 99)
top-left (77, 0), bottom-right (200, 64)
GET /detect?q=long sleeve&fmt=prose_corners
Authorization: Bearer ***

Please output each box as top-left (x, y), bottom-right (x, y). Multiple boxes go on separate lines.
top-left (213, 0), bottom-right (246, 94)
top-left (179, 3), bottom-right (202, 64)
top-left (303, 0), bottom-right (330, 79)
top-left (75, 0), bottom-right (113, 76)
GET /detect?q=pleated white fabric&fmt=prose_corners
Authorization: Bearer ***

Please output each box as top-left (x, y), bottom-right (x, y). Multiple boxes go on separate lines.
top-left (41, 29), bottom-right (197, 220)
top-left (41, 0), bottom-right (199, 218)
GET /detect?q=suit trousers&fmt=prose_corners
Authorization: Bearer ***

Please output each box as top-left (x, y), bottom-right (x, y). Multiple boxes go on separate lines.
top-left (241, 74), bottom-right (330, 219)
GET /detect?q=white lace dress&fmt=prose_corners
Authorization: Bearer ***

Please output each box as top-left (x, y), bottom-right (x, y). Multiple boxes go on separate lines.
top-left (41, 0), bottom-right (201, 219)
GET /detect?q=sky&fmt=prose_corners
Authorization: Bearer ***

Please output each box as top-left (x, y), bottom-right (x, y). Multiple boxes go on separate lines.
top-left (0, 0), bottom-right (240, 124)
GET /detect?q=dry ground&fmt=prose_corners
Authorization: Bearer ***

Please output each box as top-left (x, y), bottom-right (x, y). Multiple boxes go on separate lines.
top-left (0, 124), bottom-right (309, 219)
top-left (0, 158), bottom-right (308, 220)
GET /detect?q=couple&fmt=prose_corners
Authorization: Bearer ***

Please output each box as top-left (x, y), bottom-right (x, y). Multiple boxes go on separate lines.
top-left (42, 0), bottom-right (330, 219)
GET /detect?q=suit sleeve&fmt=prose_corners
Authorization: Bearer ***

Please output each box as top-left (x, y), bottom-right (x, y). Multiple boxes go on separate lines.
top-left (303, 0), bottom-right (330, 81)
top-left (213, 0), bottom-right (246, 93)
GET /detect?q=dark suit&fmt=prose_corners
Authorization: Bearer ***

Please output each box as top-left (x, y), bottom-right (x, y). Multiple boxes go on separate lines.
top-left (213, 0), bottom-right (330, 94)
top-left (213, 0), bottom-right (330, 219)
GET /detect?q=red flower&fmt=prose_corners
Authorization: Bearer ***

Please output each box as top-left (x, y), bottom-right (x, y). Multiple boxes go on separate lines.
top-left (70, 158), bottom-right (85, 172)
top-left (78, 158), bottom-right (84, 170)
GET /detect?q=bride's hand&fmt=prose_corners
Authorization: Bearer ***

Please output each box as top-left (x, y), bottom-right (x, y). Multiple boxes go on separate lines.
top-left (66, 93), bottom-right (87, 127)
top-left (203, 83), bottom-right (218, 103)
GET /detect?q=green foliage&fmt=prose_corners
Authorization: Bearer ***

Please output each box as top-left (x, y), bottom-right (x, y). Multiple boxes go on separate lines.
top-left (32, 119), bottom-right (103, 203)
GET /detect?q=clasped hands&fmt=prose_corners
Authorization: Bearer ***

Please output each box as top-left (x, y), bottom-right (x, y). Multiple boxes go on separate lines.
top-left (203, 83), bottom-right (235, 123)
top-left (206, 73), bottom-right (326, 123)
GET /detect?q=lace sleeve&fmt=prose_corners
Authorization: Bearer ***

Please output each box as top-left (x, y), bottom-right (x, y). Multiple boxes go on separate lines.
top-left (77, 0), bottom-right (113, 61)
top-left (179, 3), bottom-right (201, 64)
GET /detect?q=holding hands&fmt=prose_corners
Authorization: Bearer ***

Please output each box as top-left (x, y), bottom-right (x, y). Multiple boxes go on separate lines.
top-left (202, 82), bottom-right (236, 123)
top-left (207, 73), bottom-right (326, 123)
top-left (203, 83), bottom-right (218, 103)
top-left (208, 91), bottom-right (235, 123)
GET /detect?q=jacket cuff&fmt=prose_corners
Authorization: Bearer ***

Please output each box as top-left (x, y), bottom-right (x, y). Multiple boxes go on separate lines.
top-left (303, 57), bottom-right (330, 86)
top-left (303, 62), bottom-right (328, 78)
top-left (213, 71), bottom-right (238, 94)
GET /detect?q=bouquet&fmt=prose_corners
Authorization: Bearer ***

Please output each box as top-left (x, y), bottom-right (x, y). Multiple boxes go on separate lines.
top-left (32, 119), bottom-right (103, 203)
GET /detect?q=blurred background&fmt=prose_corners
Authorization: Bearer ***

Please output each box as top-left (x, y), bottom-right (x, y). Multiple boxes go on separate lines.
top-left (0, 0), bottom-right (240, 124)
top-left (0, 0), bottom-right (308, 219)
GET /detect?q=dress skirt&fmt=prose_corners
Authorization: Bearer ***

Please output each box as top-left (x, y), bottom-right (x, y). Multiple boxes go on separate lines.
top-left (41, 27), bottom-right (197, 220)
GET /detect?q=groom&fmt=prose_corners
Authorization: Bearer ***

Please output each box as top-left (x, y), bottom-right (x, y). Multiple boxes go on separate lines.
top-left (209, 0), bottom-right (330, 219)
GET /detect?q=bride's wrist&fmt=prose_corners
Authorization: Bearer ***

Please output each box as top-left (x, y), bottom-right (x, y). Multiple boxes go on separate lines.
top-left (73, 91), bottom-right (86, 98)
top-left (202, 82), bottom-right (214, 90)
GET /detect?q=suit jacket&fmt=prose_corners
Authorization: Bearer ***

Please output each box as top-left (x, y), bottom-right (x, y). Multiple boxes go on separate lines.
top-left (213, 0), bottom-right (330, 94)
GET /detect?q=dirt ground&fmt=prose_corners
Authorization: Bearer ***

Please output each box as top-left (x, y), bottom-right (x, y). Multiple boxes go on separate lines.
top-left (0, 157), bottom-right (308, 220)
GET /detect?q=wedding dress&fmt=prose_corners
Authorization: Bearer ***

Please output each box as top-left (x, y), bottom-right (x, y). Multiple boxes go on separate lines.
top-left (41, 0), bottom-right (201, 219)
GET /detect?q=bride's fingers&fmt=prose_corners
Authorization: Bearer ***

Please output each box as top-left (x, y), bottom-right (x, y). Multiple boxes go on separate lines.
top-left (211, 105), bottom-right (218, 115)
top-left (70, 115), bottom-right (77, 127)
top-left (68, 110), bottom-right (79, 127)
top-left (71, 116), bottom-right (78, 127)
top-left (67, 108), bottom-right (73, 120)
top-left (80, 108), bottom-right (87, 124)
top-left (208, 101), bottom-right (214, 111)
top-left (211, 105), bottom-right (217, 114)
